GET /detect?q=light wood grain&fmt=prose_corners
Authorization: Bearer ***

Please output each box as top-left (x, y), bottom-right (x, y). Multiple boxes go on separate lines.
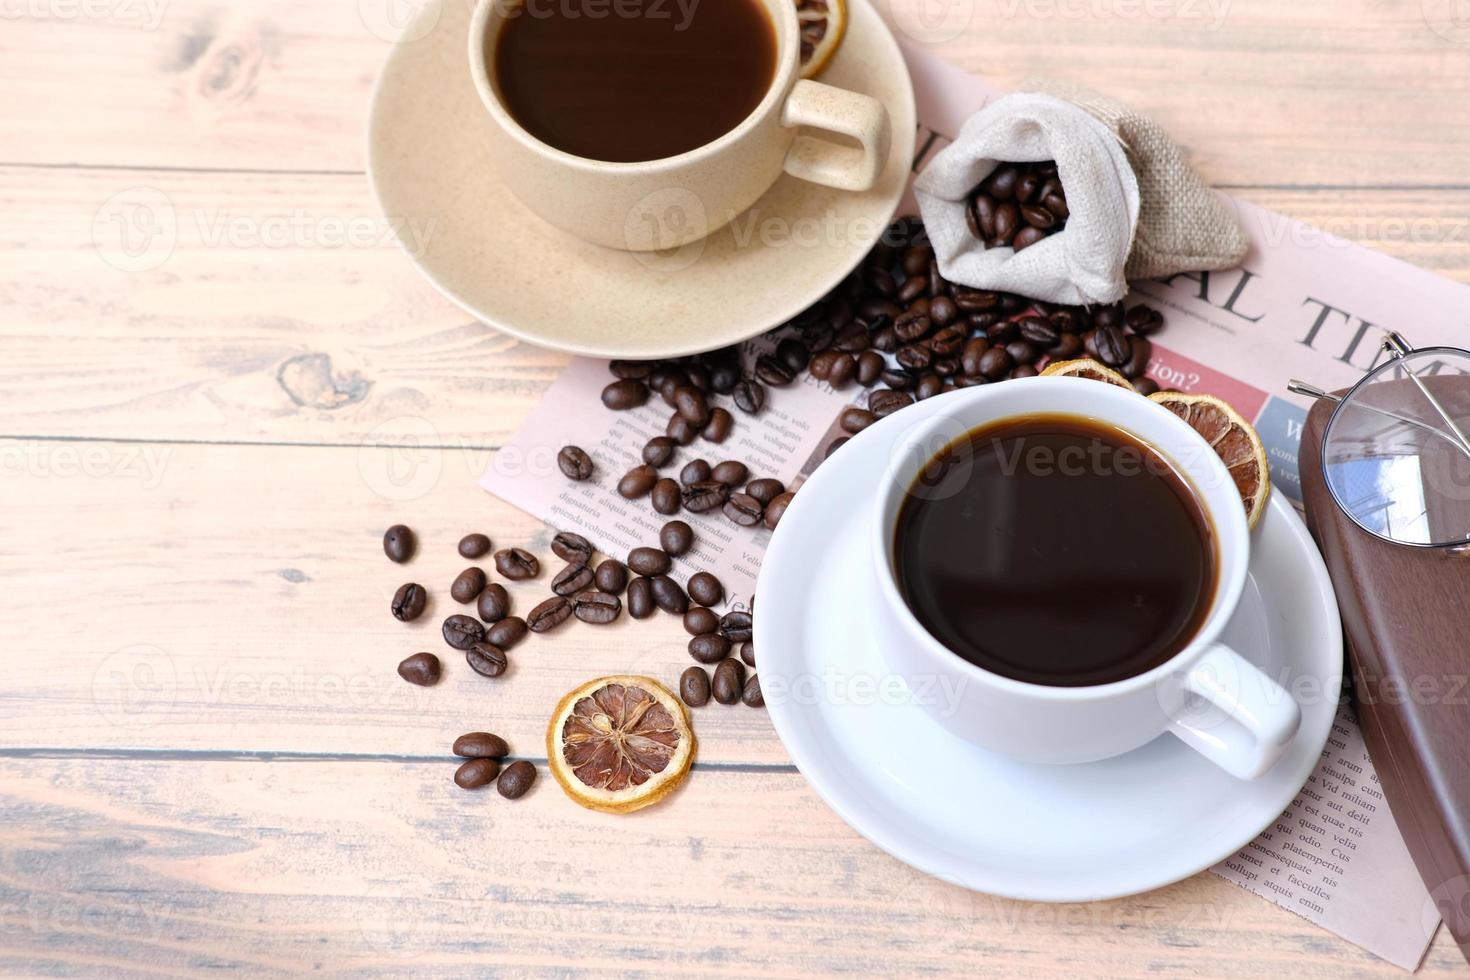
top-left (1, 758), bottom-right (1465, 977)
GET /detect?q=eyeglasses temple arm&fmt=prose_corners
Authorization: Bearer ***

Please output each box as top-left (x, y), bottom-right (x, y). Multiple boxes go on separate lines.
top-left (1383, 334), bottom-right (1470, 457)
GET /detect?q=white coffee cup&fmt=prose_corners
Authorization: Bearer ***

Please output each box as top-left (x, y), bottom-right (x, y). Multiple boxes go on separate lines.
top-left (468, 0), bottom-right (891, 251)
top-left (870, 379), bottom-right (1301, 779)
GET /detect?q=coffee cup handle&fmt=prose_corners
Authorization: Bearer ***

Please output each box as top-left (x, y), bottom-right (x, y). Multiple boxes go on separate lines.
top-left (1166, 644), bottom-right (1302, 779)
top-left (780, 80), bottom-right (891, 192)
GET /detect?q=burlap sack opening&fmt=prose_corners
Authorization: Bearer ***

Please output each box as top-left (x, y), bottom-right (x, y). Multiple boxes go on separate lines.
top-left (913, 84), bottom-right (1247, 306)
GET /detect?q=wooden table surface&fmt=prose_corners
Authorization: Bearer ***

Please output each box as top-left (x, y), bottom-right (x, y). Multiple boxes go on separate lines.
top-left (4, 0), bottom-right (1470, 974)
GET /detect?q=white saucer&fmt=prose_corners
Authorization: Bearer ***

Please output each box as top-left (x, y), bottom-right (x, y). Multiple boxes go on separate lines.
top-left (755, 392), bottom-right (1343, 902)
top-left (366, 0), bottom-right (916, 359)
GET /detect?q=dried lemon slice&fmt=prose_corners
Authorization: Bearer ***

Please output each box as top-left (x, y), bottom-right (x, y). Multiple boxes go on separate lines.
top-left (1038, 357), bottom-right (1133, 389)
top-left (1149, 391), bottom-right (1271, 529)
top-left (797, 0), bottom-right (847, 78)
top-left (547, 675), bottom-right (695, 814)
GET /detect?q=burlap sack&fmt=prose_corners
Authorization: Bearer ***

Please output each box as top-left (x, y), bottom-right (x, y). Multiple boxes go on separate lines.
top-left (913, 83), bottom-right (1247, 306)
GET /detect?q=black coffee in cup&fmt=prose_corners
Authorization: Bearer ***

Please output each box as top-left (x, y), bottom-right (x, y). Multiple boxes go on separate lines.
top-left (893, 414), bottom-right (1217, 687)
top-left (490, 0), bottom-right (778, 162)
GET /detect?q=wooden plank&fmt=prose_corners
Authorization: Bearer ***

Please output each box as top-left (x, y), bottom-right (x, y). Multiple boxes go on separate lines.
top-left (3, 0), bottom-right (1470, 185)
top-left (1, 756), bottom-right (1463, 976)
top-left (6, 167), bottom-right (1470, 446)
top-left (0, 439), bottom-right (782, 762)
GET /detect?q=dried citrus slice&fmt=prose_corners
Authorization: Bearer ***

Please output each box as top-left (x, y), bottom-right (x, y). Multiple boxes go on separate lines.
top-left (547, 675), bottom-right (695, 814)
top-left (1149, 391), bottom-right (1271, 529)
top-left (1039, 357), bottom-right (1133, 389)
top-left (797, 0), bottom-right (847, 78)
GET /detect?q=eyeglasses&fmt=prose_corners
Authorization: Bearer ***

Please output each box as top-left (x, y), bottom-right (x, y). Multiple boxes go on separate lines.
top-left (1289, 332), bottom-right (1470, 552)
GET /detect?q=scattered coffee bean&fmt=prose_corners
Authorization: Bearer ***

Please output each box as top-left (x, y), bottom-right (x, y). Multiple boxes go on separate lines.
top-left (466, 641), bottom-right (509, 678)
top-left (1094, 325), bottom-right (1130, 366)
top-left (732, 379), bottom-right (766, 414)
top-left (610, 359), bottom-right (651, 379)
top-left (442, 614), bottom-right (485, 650)
top-left (627, 546), bottom-right (672, 576)
top-left (719, 610), bottom-right (753, 642)
top-left (453, 732), bottom-right (509, 758)
top-left (627, 576), bottom-right (656, 619)
top-left (454, 757), bottom-right (500, 789)
top-left (485, 616), bottom-right (528, 649)
top-left (710, 460), bottom-right (748, 486)
top-left (869, 388), bottom-right (913, 417)
top-left (673, 386), bottom-right (710, 426)
top-left (687, 571), bottom-right (724, 607)
top-left (684, 606), bottom-right (720, 635)
top-left (497, 760), bottom-right (537, 799)
top-left (650, 575), bottom-right (688, 614)
top-left (765, 491), bottom-right (793, 529)
top-left (723, 492), bottom-right (763, 526)
top-left (744, 477), bottom-right (785, 505)
top-left (601, 379), bottom-right (649, 410)
top-left (551, 531), bottom-right (593, 564)
top-left (679, 459), bottom-right (711, 485)
top-left (527, 596), bottom-right (572, 632)
top-left (703, 407), bottom-right (734, 443)
top-left (450, 567), bottom-right (487, 604)
top-left (458, 533), bottom-right (491, 559)
top-left (666, 413), bottom-right (698, 446)
top-left (494, 548), bottom-right (539, 580)
top-left (383, 525), bottom-right (415, 563)
top-left (754, 353), bottom-right (795, 386)
top-left (557, 445), bottom-right (594, 481)
top-left (651, 478), bottom-right (682, 515)
top-left (680, 665), bottom-right (711, 706)
top-left (551, 562), bottom-right (594, 596)
top-left (477, 583), bottom-right (510, 623)
top-left (396, 652), bottom-right (440, 686)
top-left (682, 480), bottom-right (730, 513)
top-left (1125, 304), bottom-right (1165, 335)
top-left (617, 464), bottom-right (658, 499)
top-left (594, 559), bottom-right (628, 595)
top-left (689, 633), bottom-right (731, 664)
top-left (712, 658), bottom-right (746, 704)
top-left (739, 641), bottom-right (755, 667)
top-left (391, 583), bottom-right (427, 622)
top-left (661, 519), bottom-right (694, 556)
top-left (841, 406), bottom-right (877, 434)
top-left (642, 436), bottom-right (676, 467)
top-left (742, 675), bottom-right (764, 707)
top-left (573, 590), bottom-right (622, 625)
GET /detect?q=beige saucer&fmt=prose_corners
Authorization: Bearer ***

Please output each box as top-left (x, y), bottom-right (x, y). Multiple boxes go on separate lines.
top-left (367, 0), bottom-right (916, 359)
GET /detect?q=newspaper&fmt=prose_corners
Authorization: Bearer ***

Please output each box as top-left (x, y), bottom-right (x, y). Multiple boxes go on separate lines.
top-left (482, 40), bottom-right (1448, 970)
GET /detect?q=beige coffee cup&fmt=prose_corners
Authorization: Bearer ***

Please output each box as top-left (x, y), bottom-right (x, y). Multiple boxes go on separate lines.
top-left (468, 0), bottom-right (892, 252)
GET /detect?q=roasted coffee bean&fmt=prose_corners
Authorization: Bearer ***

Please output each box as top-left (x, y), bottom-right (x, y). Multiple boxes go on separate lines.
top-left (477, 583), bottom-right (511, 623)
top-left (932, 356), bottom-right (959, 378)
top-left (901, 245), bottom-right (933, 276)
top-left (450, 567), bottom-right (487, 604)
top-left (961, 337), bottom-right (991, 377)
top-left (824, 437), bottom-right (848, 458)
top-left (916, 373), bottom-right (946, 400)
top-left (442, 614), bottom-right (485, 650)
top-left (557, 445), bottom-right (594, 481)
top-left (826, 351), bottom-right (857, 387)
top-left (775, 337), bottom-right (810, 373)
top-left (834, 323), bottom-right (869, 354)
top-left (682, 480), bottom-right (730, 513)
top-left (1018, 316), bottom-right (1059, 347)
top-left (712, 658), bottom-right (746, 705)
top-left (719, 610), bottom-right (753, 642)
top-left (526, 596), bottom-right (572, 633)
top-left (739, 641), bottom-right (755, 667)
top-left (383, 524), bottom-right (415, 563)
top-left (391, 583), bottom-right (427, 622)
top-left (689, 633), bottom-right (731, 664)
top-left (840, 406), bottom-right (877, 434)
top-left (710, 363), bottom-right (740, 393)
top-left (656, 374), bottom-right (684, 408)
top-left (617, 464), bottom-right (659, 499)
top-left (1042, 192), bottom-right (1070, 221)
top-left (800, 321), bottom-right (837, 351)
top-left (650, 575), bottom-right (688, 614)
top-left (723, 493), bottom-right (763, 526)
top-left (1132, 376), bottom-right (1161, 396)
top-left (764, 491), bottom-right (793, 529)
top-left (744, 477), bottom-right (785, 505)
top-left (754, 354), bottom-right (795, 386)
top-left (594, 559), bottom-right (628, 594)
top-left (894, 311), bottom-right (931, 343)
top-left (645, 478), bottom-right (677, 515)
top-left (928, 325), bottom-right (966, 358)
top-left (991, 202), bottom-right (1020, 245)
top-left (971, 193), bottom-right (998, 239)
top-left (673, 386), bottom-right (710, 427)
top-left (869, 323), bottom-right (899, 352)
top-left (679, 458), bottom-right (711, 485)
top-left (641, 436), bottom-right (676, 467)
top-left (896, 343), bottom-right (934, 371)
top-left (572, 590), bottom-right (622, 625)
top-left (397, 652), bottom-right (440, 686)
top-left (1020, 203), bottom-right (1055, 230)
top-left (494, 547), bottom-right (539, 580)
top-left (601, 379), bottom-right (649, 410)
top-left (1012, 226), bottom-right (1046, 252)
top-left (1050, 308), bottom-right (1087, 333)
top-left (497, 760), bottom-right (536, 799)
top-left (610, 359), bottom-right (652, 380)
top-left (1125, 304), bottom-right (1165, 335)
top-left (466, 641), bottom-right (508, 678)
top-left (659, 520), bottom-right (695, 557)
top-left (710, 460), bottom-right (748, 486)
top-left (687, 571), bottom-right (725, 607)
top-left (680, 666), bottom-right (711, 707)
top-left (978, 346), bottom-right (1013, 380)
top-left (454, 757), bottom-right (500, 789)
top-left (732, 379), bottom-right (766, 414)
top-left (1094, 325), bottom-right (1130, 366)
top-left (453, 732), bottom-right (509, 758)
top-left (703, 408), bottom-right (734, 443)
top-left (1006, 340), bottom-right (1039, 366)
top-left (458, 533), bottom-right (492, 559)
top-left (855, 350), bottom-right (885, 386)
top-left (868, 389), bottom-right (912, 418)
top-left (685, 364), bottom-right (712, 392)
top-left (627, 576), bottom-right (655, 619)
top-left (742, 675), bottom-right (763, 707)
top-left (985, 319), bottom-right (1019, 345)
top-left (627, 546), bottom-right (672, 577)
top-left (551, 562), bottom-right (594, 596)
top-left (485, 616), bottom-right (528, 649)
top-left (666, 413), bottom-right (698, 446)
top-left (1082, 329), bottom-right (1101, 360)
top-left (1010, 364), bottom-right (1039, 380)
top-left (1094, 301), bottom-right (1125, 328)
top-left (984, 164), bottom-right (1019, 200)
top-left (684, 606), bottom-right (720, 635)
top-left (807, 349), bottom-right (837, 382)
top-left (880, 367), bottom-right (915, 390)
top-left (551, 531), bottom-right (593, 564)
top-left (1049, 332), bottom-right (1084, 360)
top-left (897, 274), bottom-right (928, 304)
top-left (929, 293), bottom-right (958, 326)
